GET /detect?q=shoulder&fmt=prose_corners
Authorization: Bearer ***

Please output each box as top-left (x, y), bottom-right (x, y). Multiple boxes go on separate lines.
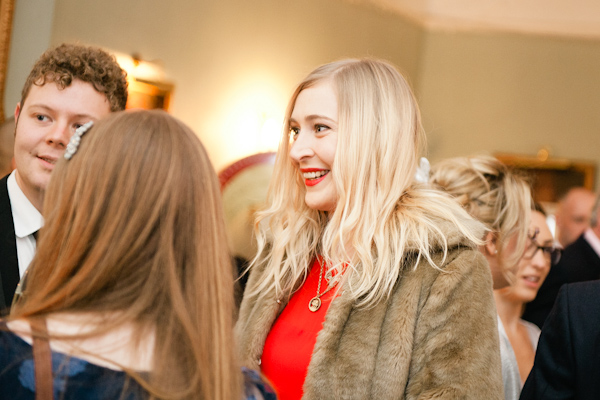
top-left (396, 186), bottom-right (486, 252)
top-left (520, 319), bottom-right (541, 346)
top-left (561, 280), bottom-right (600, 303)
top-left (559, 281), bottom-right (600, 316)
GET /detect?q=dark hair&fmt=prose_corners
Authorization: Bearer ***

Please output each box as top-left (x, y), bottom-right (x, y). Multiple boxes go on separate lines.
top-left (20, 43), bottom-right (128, 111)
top-left (533, 202), bottom-right (547, 216)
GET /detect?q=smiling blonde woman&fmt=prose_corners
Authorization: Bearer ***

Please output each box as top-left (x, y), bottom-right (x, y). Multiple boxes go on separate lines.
top-left (237, 58), bottom-right (503, 399)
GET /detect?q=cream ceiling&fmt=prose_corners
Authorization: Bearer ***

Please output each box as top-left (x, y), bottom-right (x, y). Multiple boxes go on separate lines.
top-left (366, 0), bottom-right (600, 38)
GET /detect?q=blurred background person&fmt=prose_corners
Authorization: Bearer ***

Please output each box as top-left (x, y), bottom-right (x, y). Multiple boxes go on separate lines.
top-left (523, 193), bottom-right (600, 329)
top-left (237, 59), bottom-right (503, 399)
top-left (520, 280), bottom-right (600, 399)
top-left (494, 206), bottom-right (560, 387)
top-left (0, 110), bottom-right (275, 400)
top-left (554, 187), bottom-right (595, 248)
top-left (430, 155), bottom-right (533, 400)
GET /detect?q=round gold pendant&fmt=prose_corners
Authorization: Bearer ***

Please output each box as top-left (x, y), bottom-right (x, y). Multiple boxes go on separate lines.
top-left (308, 297), bottom-right (321, 312)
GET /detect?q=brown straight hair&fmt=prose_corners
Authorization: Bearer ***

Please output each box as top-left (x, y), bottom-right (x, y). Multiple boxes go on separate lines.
top-left (11, 110), bottom-right (240, 399)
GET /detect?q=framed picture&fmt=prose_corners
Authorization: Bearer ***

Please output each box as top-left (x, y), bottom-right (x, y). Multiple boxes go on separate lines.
top-left (126, 78), bottom-right (173, 111)
top-left (0, 0), bottom-right (15, 123)
top-left (495, 152), bottom-right (596, 204)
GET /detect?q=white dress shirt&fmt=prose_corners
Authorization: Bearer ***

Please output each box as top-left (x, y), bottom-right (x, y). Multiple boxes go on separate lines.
top-left (584, 228), bottom-right (600, 259)
top-left (6, 171), bottom-right (43, 277)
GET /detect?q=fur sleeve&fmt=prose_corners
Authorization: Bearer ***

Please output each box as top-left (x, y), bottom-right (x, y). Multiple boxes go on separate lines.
top-left (406, 249), bottom-right (504, 399)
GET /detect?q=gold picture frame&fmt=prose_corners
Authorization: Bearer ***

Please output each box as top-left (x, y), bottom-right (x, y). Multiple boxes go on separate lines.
top-left (126, 78), bottom-right (173, 111)
top-left (0, 0), bottom-right (15, 123)
top-left (495, 152), bottom-right (596, 203)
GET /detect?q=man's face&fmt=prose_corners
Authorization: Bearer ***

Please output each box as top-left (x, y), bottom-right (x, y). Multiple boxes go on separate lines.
top-left (556, 189), bottom-right (595, 247)
top-left (13, 79), bottom-right (111, 204)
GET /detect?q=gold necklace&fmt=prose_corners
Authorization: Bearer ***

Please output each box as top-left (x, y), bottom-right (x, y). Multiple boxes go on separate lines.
top-left (308, 260), bottom-right (338, 312)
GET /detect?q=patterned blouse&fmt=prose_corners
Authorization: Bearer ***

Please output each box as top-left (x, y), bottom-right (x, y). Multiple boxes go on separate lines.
top-left (0, 327), bottom-right (276, 399)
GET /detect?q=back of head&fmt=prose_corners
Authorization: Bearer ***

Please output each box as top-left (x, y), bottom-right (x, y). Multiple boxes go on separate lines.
top-left (430, 155), bottom-right (532, 276)
top-left (17, 110), bottom-right (239, 399)
top-left (21, 43), bottom-right (128, 111)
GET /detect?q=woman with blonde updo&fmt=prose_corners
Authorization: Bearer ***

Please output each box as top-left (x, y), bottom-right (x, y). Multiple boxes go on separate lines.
top-left (430, 155), bottom-right (533, 400)
top-left (0, 110), bottom-right (275, 400)
top-left (237, 59), bottom-right (503, 399)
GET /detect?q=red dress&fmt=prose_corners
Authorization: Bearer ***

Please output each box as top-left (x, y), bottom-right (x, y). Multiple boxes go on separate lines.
top-left (260, 258), bottom-right (338, 400)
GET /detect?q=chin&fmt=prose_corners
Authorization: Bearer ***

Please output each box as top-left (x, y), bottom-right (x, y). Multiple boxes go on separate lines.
top-left (304, 197), bottom-right (336, 212)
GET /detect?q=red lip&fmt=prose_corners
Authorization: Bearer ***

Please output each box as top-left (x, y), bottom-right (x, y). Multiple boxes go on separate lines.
top-left (305, 174), bottom-right (328, 187)
top-left (301, 168), bottom-right (326, 173)
top-left (300, 168), bottom-right (330, 187)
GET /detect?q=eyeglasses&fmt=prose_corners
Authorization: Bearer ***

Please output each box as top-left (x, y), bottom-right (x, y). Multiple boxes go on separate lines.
top-left (523, 228), bottom-right (562, 265)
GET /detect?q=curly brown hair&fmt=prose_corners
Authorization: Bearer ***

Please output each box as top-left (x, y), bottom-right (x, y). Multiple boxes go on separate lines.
top-left (20, 43), bottom-right (128, 111)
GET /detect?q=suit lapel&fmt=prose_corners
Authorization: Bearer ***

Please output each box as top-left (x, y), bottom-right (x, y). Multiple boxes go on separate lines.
top-left (0, 175), bottom-right (19, 309)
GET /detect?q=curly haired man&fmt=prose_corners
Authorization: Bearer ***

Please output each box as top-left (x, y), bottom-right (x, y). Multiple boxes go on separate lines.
top-left (0, 44), bottom-right (128, 310)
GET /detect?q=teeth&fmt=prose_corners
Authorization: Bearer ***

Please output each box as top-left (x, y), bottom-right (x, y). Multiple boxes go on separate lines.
top-left (524, 276), bottom-right (539, 282)
top-left (40, 157), bottom-right (55, 164)
top-left (303, 170), bottom-right (329, 179)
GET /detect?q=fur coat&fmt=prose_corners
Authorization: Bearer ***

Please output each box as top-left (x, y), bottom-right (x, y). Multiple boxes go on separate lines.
top-left (236, 220), bottom-right (503, 399)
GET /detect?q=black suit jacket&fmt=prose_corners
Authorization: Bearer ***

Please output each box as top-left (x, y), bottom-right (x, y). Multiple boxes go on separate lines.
top-left (0, 174), bottom-right (20, 310)
top-left (522, 233), bottom-right (600, 328)
top-left (520, 281), bottom-right (600, 399)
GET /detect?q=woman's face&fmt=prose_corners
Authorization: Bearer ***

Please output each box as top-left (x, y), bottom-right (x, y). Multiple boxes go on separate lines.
top-left (288, 79), bottom-right (338, 212)
top-left (501, 211), bottom-right (554, 302)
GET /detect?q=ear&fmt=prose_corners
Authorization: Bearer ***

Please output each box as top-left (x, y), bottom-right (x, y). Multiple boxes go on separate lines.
top-left (14, 103), bottom-right (21, 124)
top-left (484, 231), bottom-right (498, 257)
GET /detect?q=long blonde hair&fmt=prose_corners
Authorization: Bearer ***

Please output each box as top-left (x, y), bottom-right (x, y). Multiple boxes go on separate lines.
top-left (247, 58), bottom-right (484, 308)
top-left (11, 110), bottom-right (240, 400)
top-left (429, 155), bottom-right (532, 279)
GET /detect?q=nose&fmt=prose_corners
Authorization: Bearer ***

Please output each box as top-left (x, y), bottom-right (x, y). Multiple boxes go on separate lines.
top-left (531, 248), bottom-right (549, 271)
top-left (289, 129), bottom-right (314, 163)
top-left (45, 121), bottom-right (72, 148)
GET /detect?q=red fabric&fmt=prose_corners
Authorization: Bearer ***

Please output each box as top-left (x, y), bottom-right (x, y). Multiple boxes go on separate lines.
top-left (261, 258), bottom-right (338, 400)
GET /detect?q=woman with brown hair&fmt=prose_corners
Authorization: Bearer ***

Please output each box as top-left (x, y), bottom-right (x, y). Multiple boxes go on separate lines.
top-left (0, 110), bottom-right (275, 400)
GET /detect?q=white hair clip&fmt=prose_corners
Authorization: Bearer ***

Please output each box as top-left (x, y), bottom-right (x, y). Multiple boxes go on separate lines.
top-left (414, 157), bottom-right (430, 184)
top-left (64, 121), bottom-right (94, 160)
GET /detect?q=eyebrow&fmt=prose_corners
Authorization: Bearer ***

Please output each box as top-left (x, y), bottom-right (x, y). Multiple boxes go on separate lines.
top-left (27, 104), bottom-right (99, 120)
top-left (289, 114), bottom-right (337, 124)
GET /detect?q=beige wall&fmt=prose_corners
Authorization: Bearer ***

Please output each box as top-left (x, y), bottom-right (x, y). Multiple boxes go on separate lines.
top-left (5, 0), bottom-right (599, 188)
top-left (4, 0), bottom-right (55, 118)
top-left (49, 0), bottom-right (423, 171)
top-left (418, 29), bottom-right (600, 183)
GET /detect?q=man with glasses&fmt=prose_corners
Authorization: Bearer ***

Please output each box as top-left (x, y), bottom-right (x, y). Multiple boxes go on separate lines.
top-left (522, 193), bottom-right (600, 329)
